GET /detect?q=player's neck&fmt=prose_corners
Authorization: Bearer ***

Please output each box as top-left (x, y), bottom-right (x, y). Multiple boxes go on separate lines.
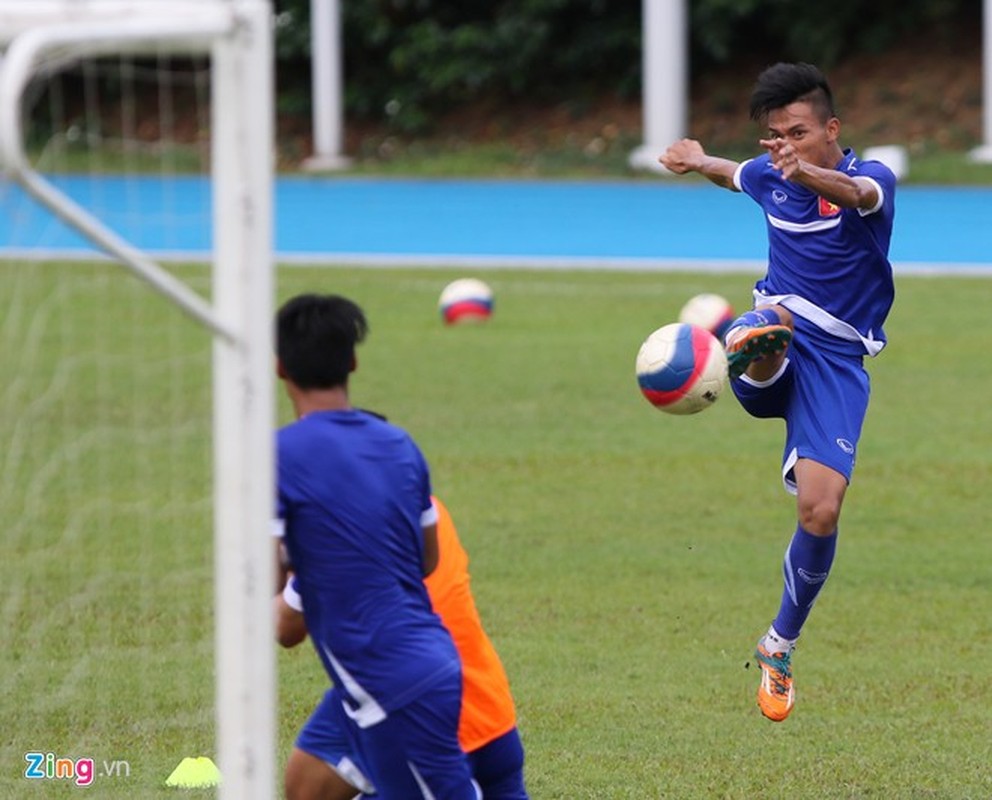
top-left (290, 385), bottom-right (351, 418)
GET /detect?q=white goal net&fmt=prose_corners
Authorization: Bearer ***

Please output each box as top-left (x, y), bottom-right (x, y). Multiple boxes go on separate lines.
top-left (0, 3), bottom-right (274, 797)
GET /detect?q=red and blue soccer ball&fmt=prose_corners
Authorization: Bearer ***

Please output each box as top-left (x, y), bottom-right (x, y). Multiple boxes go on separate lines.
top-left (678, 293), bottom-right (735, 340)
top-left (438, 278), bottom-right (494, 325)
top-left (636, 322), bottom-right (729, 415)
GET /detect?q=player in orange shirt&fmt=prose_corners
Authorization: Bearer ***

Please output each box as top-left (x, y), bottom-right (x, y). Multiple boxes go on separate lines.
top-left (276, 496), bottom-right (529, 800)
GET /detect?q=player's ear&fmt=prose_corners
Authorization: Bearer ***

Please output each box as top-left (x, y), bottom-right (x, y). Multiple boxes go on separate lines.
top-left (826, 116), bottom-right (840, 143)
top-left (276, 358), bottom-right (288, 380)
top-left (350, 355), bottom-right (357, 373)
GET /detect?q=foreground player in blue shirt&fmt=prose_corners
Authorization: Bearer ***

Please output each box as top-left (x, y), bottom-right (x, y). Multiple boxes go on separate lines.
top-left (660, 63), bottom-right (896, 722)
top-left (273, 293), bottom-right (478, 797)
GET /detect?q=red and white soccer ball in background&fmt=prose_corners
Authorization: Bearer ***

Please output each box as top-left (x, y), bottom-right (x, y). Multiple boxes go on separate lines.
top-left (438, 278), bottom-right (494, 325)
top-left (678, 293), bottom-right (735, 341)
top-left (635, 322), bottom-right (728, 415)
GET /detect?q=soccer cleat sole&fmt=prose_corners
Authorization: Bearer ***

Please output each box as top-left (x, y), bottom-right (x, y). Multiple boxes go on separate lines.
top-left (726, 325), bottom-right (792, 380)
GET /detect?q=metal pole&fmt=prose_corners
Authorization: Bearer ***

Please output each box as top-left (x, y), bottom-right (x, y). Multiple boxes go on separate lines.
top-left (971, 0), bottom-right (992, 161)
top-left (303, 0), bottom-right (350, 170)
top-left (629, 0), bottom-right (687, 173)
top-left (212, 3), bottom-right (277, 796)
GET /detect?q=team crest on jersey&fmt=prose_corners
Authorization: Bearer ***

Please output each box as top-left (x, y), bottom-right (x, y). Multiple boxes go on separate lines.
top-left (818, 196), bottom-right (841, 217)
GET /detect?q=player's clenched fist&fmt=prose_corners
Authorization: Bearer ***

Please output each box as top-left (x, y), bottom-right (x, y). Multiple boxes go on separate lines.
top-left (659, 138), bottom-right (706, 174)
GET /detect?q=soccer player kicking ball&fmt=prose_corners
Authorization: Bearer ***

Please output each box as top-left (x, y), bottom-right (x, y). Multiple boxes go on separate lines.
top-left (660, 62), bottom-right (896, 722)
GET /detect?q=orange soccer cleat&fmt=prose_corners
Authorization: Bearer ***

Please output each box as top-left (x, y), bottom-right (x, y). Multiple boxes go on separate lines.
top-left (754, 639), bottom-right (796, 722)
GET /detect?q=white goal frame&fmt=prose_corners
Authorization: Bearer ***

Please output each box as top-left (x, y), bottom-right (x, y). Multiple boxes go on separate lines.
top-left (0, 3), bottom-right (275, 798)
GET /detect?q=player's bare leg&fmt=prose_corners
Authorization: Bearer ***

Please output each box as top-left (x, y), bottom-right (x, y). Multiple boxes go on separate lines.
top-left (795, 458), bottom-right (846, 536)
top-left (285, 748), bottom-right (361, 800)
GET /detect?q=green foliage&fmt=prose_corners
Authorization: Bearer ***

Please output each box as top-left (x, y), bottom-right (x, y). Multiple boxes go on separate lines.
top-left (274, 0), bottom-right (977, 131)
top-left (276, 0), bottom-right (641, 132)
top-left (692, 0), bottom-right (975, 69)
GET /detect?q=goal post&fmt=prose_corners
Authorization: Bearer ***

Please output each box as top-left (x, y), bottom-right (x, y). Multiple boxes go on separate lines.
top-left (0, 3), bottom-right (275, 798)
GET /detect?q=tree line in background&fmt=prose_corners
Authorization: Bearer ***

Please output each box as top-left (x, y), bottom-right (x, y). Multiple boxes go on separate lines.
top-left (274, 0), bottom-right (977, 132)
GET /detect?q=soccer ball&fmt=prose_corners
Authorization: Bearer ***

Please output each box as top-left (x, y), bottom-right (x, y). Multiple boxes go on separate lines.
top-left (635, 323), bottom-right (728, 415)
top-left (678, 293), bottom-right (735, 341)
top-left (438, 278), bottom-right (494, 324)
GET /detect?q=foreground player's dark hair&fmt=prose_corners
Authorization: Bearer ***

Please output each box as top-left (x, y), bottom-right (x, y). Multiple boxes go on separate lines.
top-left (277, 293), bottom-right (368, 389)
top-left (749, 62), bottom-right (835, 123)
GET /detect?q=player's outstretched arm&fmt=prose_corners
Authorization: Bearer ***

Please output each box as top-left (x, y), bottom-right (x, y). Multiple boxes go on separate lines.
top-left (659, 138), bottom-right (740, 190)
top-left (760, 138), bottom-right (879, 209)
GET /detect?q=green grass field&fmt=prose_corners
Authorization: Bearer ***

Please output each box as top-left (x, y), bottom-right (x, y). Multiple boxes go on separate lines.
top-left (2, 262), bottom-right (990, 798)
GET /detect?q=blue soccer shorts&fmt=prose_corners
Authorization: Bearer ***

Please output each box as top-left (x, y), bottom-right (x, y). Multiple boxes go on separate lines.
top-left (296, 688), bottom-right (376, 795)
top-left (467, 727), bottom-right (529, 800)
top-left (730, 318), bottom-right (871, 494)
top-left (297, 681), bottom-right (478, 799)
top-left (300, 689), bottom-right (526, 799)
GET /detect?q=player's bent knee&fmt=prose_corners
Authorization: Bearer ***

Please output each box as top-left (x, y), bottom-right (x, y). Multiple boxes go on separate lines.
top-left (797, 499), bottom-right (841, 535)
top-left (795, 459), bottom-right (847, 534)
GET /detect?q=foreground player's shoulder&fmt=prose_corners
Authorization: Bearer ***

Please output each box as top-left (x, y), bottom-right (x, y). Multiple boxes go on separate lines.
top-left (371, 413), bottom-right (430, 469)
top-left (353, 407), bottom-right (410, 442)
top-left (276, 417), bottom-right (308, 453)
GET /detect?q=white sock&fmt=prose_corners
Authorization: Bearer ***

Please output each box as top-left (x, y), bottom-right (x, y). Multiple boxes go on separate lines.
top-left (764, 625), bottom-right (797, 654)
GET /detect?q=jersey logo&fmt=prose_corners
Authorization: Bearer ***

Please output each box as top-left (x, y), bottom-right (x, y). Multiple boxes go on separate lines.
top-left (772, 189), bottom-right (788, 204)
top-left (818, 196), bottom-right (841, 217)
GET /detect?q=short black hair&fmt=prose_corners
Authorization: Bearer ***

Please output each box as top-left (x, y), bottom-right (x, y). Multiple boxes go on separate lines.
top-left (276, 293), bottom-right (368, 389)
top-left (749, 62), bottom-right (835, 123)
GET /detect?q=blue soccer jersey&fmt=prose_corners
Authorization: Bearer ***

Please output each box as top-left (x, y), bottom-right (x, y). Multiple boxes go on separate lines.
top-left (734, 148), bottom-right (896, 355)
top-left (275, 409), bottom-right (460, 724)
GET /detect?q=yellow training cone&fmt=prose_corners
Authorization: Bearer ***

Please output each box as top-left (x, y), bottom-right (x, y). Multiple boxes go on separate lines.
top-left (165, 756), bottom-right (222, 788)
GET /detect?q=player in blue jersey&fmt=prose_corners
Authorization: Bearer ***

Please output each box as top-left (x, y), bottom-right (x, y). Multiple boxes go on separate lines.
top-left (276, 494), bottom-right (529, 800)
top-left (273, 293), bottom-right (478, 798)
top-left (660, 63), bottom-right (896, 722)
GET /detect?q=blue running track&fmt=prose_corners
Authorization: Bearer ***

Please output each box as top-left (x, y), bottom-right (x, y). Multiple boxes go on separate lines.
top-left (1, 176), bottom-right (989, 273)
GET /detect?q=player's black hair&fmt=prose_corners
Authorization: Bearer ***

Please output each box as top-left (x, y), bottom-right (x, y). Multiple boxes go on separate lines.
top-left (276, 293), bottom-right (368, 389)
top-left (749, 62), bottom-right (835, 123)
